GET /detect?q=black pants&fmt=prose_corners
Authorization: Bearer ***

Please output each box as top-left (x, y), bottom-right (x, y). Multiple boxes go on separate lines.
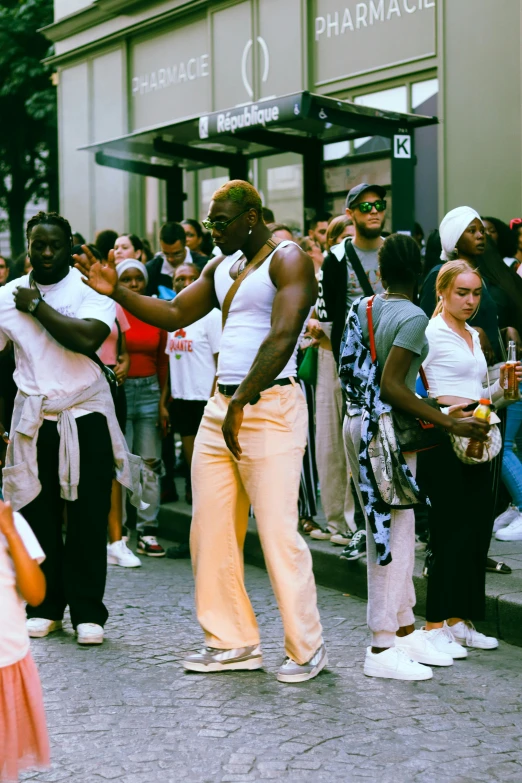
top-left (418, 439), bottom-right (494, 623)
top-left (22, 413), bottom-right (113, 628)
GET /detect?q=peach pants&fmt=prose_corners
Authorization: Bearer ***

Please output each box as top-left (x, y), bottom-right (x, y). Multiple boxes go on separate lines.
top-left (190, 383), bottom-right (323, 664)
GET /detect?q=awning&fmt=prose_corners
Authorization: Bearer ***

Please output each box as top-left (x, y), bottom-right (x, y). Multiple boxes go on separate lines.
top-left (80, 90), bottom-right (438, 178)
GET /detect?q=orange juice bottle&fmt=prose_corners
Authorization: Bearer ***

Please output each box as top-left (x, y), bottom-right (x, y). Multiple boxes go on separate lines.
top-left (465, 399), bottom-right (491, 460)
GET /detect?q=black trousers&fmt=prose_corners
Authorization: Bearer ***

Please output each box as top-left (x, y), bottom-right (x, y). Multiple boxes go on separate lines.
top-left (22, 413), bottom-right (113, 629)
top-left (418, 439), bottom-right (494, 623)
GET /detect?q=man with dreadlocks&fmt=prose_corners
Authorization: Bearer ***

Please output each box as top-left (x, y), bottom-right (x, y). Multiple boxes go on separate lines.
top-left (0, 211), bottom-right (142, 646)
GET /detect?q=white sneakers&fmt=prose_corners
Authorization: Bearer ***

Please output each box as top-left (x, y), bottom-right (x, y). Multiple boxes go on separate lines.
top-left (26, 618), bottom-right (104, 644)
top-left (395, 629), bottom-right (453, 666)
top-left (449, 620), bottom-right (498, 649)
top-left (27, 618), bottom-right (63, 638)
top-left (330, 533), bottom-right (351, 546)
top-left (493, 504), bottom-right (520, 533)
top-left (421, 624), bottom-right (467, 659)
top-left (309, 528), bottom-right (332, 541)
top-left (76, 623), bottom-right (104, 645)
top-left (495, 513), bottom-right (522, 541)
top-left (364, 646), bottom-right (432, 680)
top-left (107, 538), bottom-right (142, 567)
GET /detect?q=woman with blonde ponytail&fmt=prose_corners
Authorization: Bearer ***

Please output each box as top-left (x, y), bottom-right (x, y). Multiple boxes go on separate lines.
top-left (418, 260), bottom-right (522, 655)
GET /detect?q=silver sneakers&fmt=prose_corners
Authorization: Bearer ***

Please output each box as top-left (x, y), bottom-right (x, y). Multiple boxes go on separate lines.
top-left (182, 645), bottom-right (263, 672)
top-left (277, 644), bottom-right (328, 683)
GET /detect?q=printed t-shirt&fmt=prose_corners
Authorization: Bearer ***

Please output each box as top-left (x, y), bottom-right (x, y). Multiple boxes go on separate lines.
top-left (125, 309), bottom-right (169, 389)
top-left (99, 304), bottom-right (130, 366)
top-left (331, 238), bottom-right (384, 308)
top-left (0, 512), bottom-right (45, 667)
top-left (0, 269), bottom-right (115, 402)
top-left (166, 309), bottom-right (221, 401)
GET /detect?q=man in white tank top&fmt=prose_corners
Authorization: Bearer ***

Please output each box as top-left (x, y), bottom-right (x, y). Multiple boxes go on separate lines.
top-left (76, 180), bottom-right (326, 683)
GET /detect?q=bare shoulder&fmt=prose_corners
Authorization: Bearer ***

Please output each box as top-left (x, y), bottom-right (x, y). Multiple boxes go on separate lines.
top-left (201, 255), bottom-right (224, 280)
top-left (269, 242), bottom-right (315, 285)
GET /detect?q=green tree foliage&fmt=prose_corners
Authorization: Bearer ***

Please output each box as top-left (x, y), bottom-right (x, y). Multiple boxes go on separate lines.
top-left (0, 0), bottom-right (57, 258)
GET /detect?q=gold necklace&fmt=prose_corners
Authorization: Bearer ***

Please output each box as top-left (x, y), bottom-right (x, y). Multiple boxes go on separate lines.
top-left (383, 291), bottom-right (410, 301)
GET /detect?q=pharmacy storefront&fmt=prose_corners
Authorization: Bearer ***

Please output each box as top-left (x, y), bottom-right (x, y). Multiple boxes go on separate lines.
top-left (45, 0), bottom-right (521, 244)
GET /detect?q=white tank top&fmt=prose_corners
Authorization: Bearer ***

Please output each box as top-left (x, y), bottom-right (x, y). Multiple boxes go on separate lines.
top-left (214, 240), bottom-right (299, 385)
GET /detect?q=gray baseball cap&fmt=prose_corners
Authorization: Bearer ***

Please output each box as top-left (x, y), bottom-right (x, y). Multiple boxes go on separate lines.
top-left (346, 183), bottom-right (387, 209)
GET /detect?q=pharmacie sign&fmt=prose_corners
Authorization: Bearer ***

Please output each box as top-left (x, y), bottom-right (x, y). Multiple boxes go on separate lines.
top-left (313, 0), bottom-right (436, 85)
top-left (198, 96), bottom-right (299, 140)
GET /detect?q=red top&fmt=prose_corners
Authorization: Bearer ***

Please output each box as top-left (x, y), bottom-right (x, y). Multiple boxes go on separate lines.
top-left (124, 310), bottom-right (168, 389)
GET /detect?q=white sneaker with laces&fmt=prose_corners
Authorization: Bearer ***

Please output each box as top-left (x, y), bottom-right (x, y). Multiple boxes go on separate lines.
top-left (26, 618), bottom-right (62, 638)
top-left (421, 624), bottom-right (467, 659)
top-left (364, 646), bottom-right (432, 680)
top-left (395, 629), bottom-right (453, 666)
top-left (76, 623), bottom-right (104, 645)
top-left (309, 529), bottom-right (332, 541)
top-left (330, 533), bottom-right (351, 546)
top-left (495, 514), bottom-right (522, 541)
top-left (493, 504), bottom-right (520, 533)
top-left (449, 621), bottom-right (498, 649)
top-left (107, 538), bottom-right (142, 567)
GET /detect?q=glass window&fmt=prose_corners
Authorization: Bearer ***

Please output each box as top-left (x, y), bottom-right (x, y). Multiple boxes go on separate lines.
top-left (323, 140), bottom-right (350, 162)
top-left (353, 86), bottom-right (408, 149)
top-left (412, 78), bottom-right (439, 111)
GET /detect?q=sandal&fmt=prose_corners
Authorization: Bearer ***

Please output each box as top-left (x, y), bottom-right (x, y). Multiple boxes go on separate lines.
top-left (486, 557), bottom-right (512, 574)
top-left (301, 518), bottom-right (321, 535)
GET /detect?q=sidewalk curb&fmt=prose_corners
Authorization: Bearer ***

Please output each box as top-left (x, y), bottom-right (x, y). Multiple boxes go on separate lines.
top-left (157, 503), bottom-right (522, 648)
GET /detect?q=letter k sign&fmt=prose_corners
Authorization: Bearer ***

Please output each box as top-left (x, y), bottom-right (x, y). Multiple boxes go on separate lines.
top-left (394, 134), bottom-right (412, 159)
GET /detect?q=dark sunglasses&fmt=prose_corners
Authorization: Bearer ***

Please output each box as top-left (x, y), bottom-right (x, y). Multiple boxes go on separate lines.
top-left (354, 200), bottom-right (387, 214)
top-left (202, 208), bottom-right (250, 232)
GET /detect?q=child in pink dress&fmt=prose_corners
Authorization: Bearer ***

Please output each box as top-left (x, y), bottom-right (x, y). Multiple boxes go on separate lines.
top-left (0, 500), bottom-right (50, 781)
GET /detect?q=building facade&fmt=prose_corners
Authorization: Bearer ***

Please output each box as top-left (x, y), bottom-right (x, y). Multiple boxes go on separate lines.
top-left (45, 0), bottom-right (522, 247)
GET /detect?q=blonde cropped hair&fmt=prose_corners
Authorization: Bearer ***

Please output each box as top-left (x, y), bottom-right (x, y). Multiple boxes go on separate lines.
top-left (432, 260), bottom-right (482, 317)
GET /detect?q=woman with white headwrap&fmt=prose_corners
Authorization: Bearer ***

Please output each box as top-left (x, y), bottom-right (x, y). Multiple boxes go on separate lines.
top-left (117, 259), bottom-right (170, 559)
top-left (420, 207), bottom-right (501, 363)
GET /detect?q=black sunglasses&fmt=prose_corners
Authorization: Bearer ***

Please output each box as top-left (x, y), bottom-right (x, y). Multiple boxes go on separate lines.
top-left (354, 200), bottom-right (387, 214)
top-left (202, 209), bottom-right (250, 232)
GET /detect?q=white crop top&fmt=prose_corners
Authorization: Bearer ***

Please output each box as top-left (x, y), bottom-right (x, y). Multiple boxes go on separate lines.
top-left (423, 314), bottom-right (501, 400)
top-left (214, 240), bottom-right (299, 385)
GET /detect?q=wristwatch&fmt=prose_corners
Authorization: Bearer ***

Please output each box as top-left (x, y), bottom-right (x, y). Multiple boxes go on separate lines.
top-left (27, 296), bottom-right (42, 314)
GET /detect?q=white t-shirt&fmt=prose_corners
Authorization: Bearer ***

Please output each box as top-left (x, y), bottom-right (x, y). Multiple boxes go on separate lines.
top-left (166, 309), bottom-right (221, 400)
top-left (0, 512), bottom-right (45, 668)
top-left (0, 269), bottom-right (116, 403)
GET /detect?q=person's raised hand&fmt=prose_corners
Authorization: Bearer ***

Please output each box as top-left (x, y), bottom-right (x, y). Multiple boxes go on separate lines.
top-left (500, 360), bottom-right (522, 389)
top-left (73, 245), bottom-right (118, 298)
top-left (0, 500), bottom-right (16, 538)
top-left (450, 416), bottom-right (490, 442)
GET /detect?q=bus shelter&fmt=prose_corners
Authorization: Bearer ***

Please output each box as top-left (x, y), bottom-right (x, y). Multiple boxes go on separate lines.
top-left (81, 90), bottom-right (437, 232)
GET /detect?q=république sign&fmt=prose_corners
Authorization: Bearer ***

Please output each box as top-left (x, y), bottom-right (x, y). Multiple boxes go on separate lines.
top-left (315, 0), bottom-right (435, 40)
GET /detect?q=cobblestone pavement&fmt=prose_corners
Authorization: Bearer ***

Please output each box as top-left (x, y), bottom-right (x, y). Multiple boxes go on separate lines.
top-left (23, 540), bottom-right (522, 783)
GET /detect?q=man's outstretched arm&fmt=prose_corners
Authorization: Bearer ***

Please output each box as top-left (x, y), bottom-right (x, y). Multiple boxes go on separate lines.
top-left (74, 246), bottom-right (220, 332)
top-left (222, 245), bottom-right (317, 458)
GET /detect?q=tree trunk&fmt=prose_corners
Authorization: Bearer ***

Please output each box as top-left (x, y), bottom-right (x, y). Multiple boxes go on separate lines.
top-left (7, 176), bottom-right (27, 259)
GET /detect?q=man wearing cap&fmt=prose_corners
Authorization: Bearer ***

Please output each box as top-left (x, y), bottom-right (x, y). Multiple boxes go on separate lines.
top-left (309, 184), bottom-right (387, 560)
